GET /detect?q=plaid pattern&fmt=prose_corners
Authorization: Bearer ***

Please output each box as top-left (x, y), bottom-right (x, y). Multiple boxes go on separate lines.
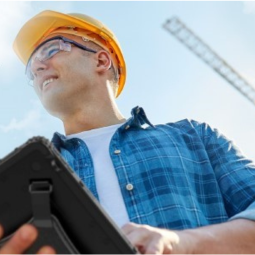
top-left (52, 106), bottom-right (255, 230)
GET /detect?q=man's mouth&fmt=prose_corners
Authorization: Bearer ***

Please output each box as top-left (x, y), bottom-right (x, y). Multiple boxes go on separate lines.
top-left (42, 78), bottom-right (57, 89)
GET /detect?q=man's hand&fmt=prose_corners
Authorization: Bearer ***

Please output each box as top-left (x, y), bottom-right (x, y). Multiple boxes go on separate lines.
top-left (122, 222), bottom-right (190, 254)
top-left (122, 219), bottom-right (255, 254)
top-left (0, 224), bottom-right (56, 254)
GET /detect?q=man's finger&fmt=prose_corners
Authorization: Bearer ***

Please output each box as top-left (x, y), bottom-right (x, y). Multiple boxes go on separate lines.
top-left (125, 229), bottom-right (147, 245)
top-left (0, 225), bottom-right (4, 239)
top-left (145, 237), bottom-right (164, 254)
top-left (0, 224), bottom-right (38, 254)
top-left (121, 222), bottom-right (139, 235)
top-left (37, 246), bottom-right (56, 254)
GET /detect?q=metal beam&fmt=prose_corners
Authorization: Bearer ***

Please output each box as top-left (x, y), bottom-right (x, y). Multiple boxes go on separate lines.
top-left (163, 17), bottom-right (255, 106)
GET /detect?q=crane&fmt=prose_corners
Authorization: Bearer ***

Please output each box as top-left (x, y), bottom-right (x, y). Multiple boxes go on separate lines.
top-left (163, 17), bottom-right (255, 106)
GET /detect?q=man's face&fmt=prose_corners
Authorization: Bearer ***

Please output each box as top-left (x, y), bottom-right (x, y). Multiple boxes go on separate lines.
top-left (30, 33), bottom-right (99, 118)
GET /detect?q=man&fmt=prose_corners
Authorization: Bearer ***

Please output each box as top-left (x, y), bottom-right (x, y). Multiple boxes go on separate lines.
top-left (1, 10), bottom-right (255, 254)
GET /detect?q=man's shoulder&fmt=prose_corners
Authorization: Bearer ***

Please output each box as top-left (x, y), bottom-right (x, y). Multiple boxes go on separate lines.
top-left (153, 119), bottom-right (217, 140)
top-left (158, 118), bottom-right (206, 132)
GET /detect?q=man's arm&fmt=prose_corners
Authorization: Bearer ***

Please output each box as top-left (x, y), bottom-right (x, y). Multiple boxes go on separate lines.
top-left (122, 219), bottom-right (255, 254)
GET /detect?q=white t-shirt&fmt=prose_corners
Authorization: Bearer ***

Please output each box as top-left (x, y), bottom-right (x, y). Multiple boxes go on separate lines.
top-left (66, 124), bottom-right (129, 227)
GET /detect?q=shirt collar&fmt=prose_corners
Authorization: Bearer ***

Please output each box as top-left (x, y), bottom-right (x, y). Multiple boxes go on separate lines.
top-left (52, 106), bottom-right (154, 149)
top-left (118, 106), bottom-right (154, 131)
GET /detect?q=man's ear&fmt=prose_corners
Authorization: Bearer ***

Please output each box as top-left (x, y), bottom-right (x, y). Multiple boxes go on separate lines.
top-left (95, 50), bottom-right (111, 73)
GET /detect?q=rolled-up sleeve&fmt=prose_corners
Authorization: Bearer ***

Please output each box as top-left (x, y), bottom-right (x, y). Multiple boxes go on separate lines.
top-left (229, 201), bottom-right (255, 221)
top-left (198, 122), bottom-right (255, 221)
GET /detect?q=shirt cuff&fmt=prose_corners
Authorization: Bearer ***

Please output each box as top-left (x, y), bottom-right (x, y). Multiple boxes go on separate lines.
top-left (229, 201), bottom-right (255, 221)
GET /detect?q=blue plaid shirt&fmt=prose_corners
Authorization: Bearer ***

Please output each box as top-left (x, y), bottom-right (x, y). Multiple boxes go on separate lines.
top-left (52, 106), bottom-right (255, 230)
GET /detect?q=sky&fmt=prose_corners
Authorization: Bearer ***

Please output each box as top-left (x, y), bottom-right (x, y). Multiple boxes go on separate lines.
top-left (1, 1), bottom-right (255, 161)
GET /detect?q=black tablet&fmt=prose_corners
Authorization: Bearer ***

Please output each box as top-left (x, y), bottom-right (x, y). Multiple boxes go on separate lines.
top-left (0, 137), bottom-right (137, 254)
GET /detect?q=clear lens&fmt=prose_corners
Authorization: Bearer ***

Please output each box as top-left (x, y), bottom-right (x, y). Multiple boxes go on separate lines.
top-left (25, 39), bottom-right (72, 83)
top-left (27, 77), bottom-right (34, 87)
top-left (38, 42), bottom-right (60, 61)
top-left (25, 60), bottom-right (34, 81)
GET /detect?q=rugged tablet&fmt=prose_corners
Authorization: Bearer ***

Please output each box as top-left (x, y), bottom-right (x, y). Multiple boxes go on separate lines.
top-left (0, 137), bottom-right (137, 254)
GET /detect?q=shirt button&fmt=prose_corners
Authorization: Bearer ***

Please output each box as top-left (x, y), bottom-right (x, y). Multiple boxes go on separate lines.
top-left (126, 183), bottom-right (134, 191)
top-left (114, 149), bottom-right (121, 154)
top-left (125, 125), bottom-right (130, 130)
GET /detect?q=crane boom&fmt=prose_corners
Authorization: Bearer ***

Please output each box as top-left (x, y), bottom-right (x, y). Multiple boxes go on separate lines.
top-left (163, 17), bottom-right (255, 106)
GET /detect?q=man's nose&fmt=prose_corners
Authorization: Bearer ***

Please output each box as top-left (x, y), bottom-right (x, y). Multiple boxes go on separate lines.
top-left (31, 58), bottom-right (49, 77)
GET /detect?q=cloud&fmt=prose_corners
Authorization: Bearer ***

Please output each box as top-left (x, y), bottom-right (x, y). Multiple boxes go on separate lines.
top-left (0, 2), bottom-right (33, 65)
top-left (0, 99), bottom-right (64, 158)
top-left (0, 110), bottom-right (40, 133)
top-left (0, 100), bottom-right (42, 136)
top-left (243, 1), bottom-right (255, 14)
top-left (0, 100), bottom-right (62, 137)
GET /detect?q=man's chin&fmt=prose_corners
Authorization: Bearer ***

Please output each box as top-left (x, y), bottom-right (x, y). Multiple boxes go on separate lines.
top-left (43, 101), bottom-right (65, 119)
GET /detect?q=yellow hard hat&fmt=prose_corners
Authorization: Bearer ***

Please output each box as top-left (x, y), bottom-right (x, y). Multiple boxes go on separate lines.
top-left (13, 10), bottom-right (126, 97)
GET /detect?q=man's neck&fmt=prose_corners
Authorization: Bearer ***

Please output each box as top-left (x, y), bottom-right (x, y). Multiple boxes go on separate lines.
top-left (62, 102), bottom-right (126, 135)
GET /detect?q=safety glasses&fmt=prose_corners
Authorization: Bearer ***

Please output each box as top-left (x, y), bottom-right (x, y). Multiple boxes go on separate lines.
top-left (25, 36), bottom-right (97, 81)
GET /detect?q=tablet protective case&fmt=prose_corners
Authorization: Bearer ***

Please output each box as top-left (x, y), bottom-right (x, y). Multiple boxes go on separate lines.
top-left (0, 137), bottom-right (137, 254)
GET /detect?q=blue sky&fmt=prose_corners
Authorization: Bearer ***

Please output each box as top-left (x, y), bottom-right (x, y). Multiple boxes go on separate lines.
top-left (1, 1), bottom-right (255, 161)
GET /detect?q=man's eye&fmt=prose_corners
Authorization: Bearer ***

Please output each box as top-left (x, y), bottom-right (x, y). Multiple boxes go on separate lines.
top-left (48, 48), bottom-right (59, 57)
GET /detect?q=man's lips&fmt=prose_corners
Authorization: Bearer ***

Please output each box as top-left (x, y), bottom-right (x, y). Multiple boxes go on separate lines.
top-left (42, 78), bottom-right (57, 89)
top-left (40, 76), bottom-right (58, 91)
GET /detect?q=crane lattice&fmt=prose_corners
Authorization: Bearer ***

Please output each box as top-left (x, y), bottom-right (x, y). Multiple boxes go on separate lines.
top-left (163, 17), bottom-right (255, 106)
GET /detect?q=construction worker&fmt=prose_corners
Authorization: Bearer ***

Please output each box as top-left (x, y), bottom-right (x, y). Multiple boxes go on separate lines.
top-left (1, 10), bottom-right (255, 254)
